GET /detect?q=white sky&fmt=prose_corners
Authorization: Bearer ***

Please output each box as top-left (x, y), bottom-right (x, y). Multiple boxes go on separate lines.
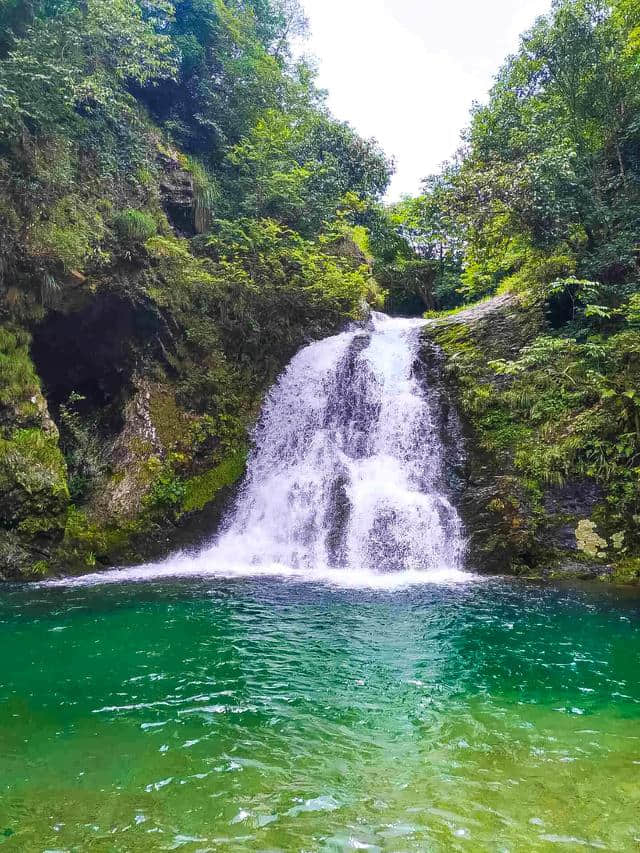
top-left (301, 0), bottom-right (552, 199)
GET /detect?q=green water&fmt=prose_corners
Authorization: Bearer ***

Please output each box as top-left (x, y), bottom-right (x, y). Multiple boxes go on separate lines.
top-left (0, 578), bottom-right (639, 851)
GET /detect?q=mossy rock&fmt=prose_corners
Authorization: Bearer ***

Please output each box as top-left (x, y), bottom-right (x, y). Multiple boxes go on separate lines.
top-left (0, 530), bottom-right (49, 579)
top-left (0, 325), bottom-right (57, 434)
top-left (424, 295), bottom-right (546, 575)
top-left (0, 429), bottom-right (69, 526)
top-left (424, 295), bottom-right (640, 582)
top-left (148, 387), bottom-right (194, 450)
top-left (54, 507), bottom-right (148, 573)
top-left (181, 449), bottom-right (247, 514)
top-left (113, 209), bottom-right (157, 243)
top-left (611, 557), bottom-right (640, 584)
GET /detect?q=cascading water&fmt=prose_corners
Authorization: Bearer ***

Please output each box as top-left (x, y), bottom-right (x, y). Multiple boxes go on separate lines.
top-left (210, 312), bottom-right (465, 579)
top-left (55, 313), bottom-right (469, 588)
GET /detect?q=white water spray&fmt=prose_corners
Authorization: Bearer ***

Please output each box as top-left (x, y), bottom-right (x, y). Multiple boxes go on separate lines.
top-left (54, 314), bottom-right (470, 588)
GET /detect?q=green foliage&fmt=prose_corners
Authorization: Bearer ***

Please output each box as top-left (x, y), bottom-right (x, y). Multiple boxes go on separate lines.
top-left (145, 460), bottom-right (187, 511)
top-left (0, 0), bottom-right (177, 139)
top-left (226, 109), bottom-right (391, 235)
top-left (29, 196), bottom-right (106, 271)
top-left (58, 392), bottom-right (109, 502)
top-left (113, 209), bottom-right (157, 243)
top-left (201, 217), bottom-right (372, 374)
top-left (464, 301), bottom-right (640, 517)
top-left (0, 326), bottom-right (40, 412)
top-left (368, 192), bottom-right (465, 314)
top-left (375, 0), bottom-right (640, 315)
top-left (378, 258), bottom-right (438, 316)
top-left (464, 0), bottom-right (640, 297)
top-left (183, 156), bottom-right (219, 234)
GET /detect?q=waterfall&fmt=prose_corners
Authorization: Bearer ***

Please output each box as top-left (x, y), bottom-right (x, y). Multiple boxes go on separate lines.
top-left (211, 311), bottom-right (465, 578)
top-left (54, 314), bottom-right (469, 588)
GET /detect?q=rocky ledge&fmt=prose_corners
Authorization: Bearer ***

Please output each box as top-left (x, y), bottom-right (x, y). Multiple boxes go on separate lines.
top-left (422, 294), bottom-right (638, 584)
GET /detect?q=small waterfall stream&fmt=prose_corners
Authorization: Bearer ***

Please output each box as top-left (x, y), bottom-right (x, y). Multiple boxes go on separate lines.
top-left (57, 313), bottom-right (469, 587)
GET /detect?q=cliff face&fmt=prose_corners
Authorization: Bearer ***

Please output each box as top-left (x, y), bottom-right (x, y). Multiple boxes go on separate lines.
top-left (423, 295), bottom-right (640, 584)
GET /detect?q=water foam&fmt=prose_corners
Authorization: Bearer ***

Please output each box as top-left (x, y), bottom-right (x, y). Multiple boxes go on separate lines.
top-left (44, 556), bottom-right (473, 590)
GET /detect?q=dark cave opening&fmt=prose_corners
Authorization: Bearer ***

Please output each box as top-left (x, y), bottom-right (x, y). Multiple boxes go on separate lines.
top-left (30, 294), bottom-right (160, 430)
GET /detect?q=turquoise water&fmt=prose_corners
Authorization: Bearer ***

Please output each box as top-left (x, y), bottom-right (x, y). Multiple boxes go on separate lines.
top-left (0, 577), bottom-right (639, 851)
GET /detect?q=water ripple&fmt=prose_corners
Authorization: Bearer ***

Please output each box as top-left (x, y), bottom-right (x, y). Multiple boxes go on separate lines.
top-left (0, 578), bottom-right (638, 851)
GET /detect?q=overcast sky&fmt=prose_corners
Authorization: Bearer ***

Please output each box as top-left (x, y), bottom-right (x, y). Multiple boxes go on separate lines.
top-left (301, 0), bottom-right (551, 199)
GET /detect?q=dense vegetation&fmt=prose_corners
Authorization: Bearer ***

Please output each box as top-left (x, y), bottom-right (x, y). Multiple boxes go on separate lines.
top-left (391, 0), bottom-right (640, 578)
top-left (0, 0), bottom-right (391, 576)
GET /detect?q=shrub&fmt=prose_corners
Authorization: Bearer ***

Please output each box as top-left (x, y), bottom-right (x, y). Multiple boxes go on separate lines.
top-left (145, 462), bottom-right (187, 512)
top-left (183, 156), bottom-right (219, 234)
top-left (58, 392), bottom-right (109, 503)
top-left (113, 209), bottom-right (157, 243)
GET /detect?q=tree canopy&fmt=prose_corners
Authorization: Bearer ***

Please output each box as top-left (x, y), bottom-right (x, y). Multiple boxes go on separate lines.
top-left (389, 0), bottom-right (640, 309)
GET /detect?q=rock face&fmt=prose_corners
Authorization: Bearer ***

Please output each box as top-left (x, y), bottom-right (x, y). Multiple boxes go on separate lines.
top-left (158, 148), bottom-right (196, 235)
top-left (0, 292), bottom-right (247, 579)
top-left (91, 378), bottom-right (165, 521)
top-left (160, 170), bottom-right (195, 235)
top-left (422, 294), bottom-right (627, 581)
top-left (0, 326), bottom-right (69, 577)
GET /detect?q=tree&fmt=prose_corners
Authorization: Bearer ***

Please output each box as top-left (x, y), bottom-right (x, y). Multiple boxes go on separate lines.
top-left (225, 109), bottom-right (391, 234)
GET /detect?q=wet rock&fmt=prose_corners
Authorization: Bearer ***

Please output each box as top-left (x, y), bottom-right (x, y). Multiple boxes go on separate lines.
top-left (158, 152), bottom-right (195, 235)
top-left (458, 476), bottom-right (538, 574)
top-left (546, 559), bottom-right (614, 580)
top-left (543, 480), bottom-right (602, 517)
top-left (0, 532), bottom-right (43, 579)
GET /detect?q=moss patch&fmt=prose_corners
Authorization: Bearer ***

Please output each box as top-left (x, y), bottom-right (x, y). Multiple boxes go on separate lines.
top-left (181, 449), bottom-right (247, 514)
top-left (0, 429), bottom-right (68, 518)
top-left (57, 507), bottom-right (148, 572)
top-left (0, 326), bottom-right (45, 427)
top-left (611, 557), bottom-right (640, 584)
top-left (28, 195), bottom-right (106, 272)
top-left (148, 387), bottom-right (192, 450)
